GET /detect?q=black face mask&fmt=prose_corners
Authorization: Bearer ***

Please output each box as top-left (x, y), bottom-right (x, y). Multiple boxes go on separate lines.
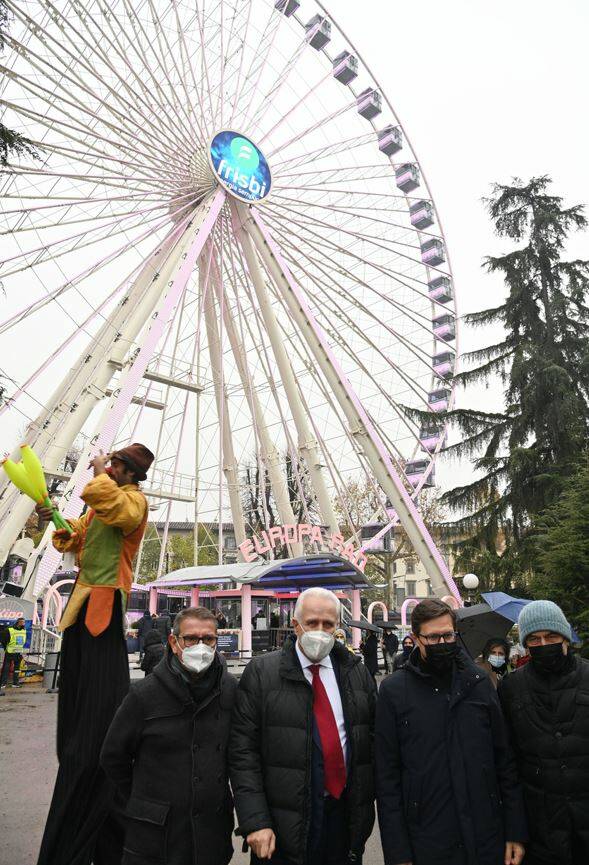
top-left (529, 642), bottom-right (568, 674)
top-left (424, 641), bottom-right (458, 671)
top-left (402, 644), bottom-right (413, 657)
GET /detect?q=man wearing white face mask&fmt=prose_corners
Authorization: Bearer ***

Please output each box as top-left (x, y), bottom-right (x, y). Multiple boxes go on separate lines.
top-left (230, 586), bottom-right (376, 865)
top-left (100, 606), bottom-right (237, 865)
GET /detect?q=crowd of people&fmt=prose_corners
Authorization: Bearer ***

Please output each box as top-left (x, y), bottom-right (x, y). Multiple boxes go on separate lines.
top-left (29, 444), bottom-right (588, 865)
top-left (99, 590), bottom-right (586, 865)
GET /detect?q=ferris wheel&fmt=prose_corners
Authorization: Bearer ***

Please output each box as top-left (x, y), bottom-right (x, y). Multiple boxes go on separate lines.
top-left (0, 0), bottom-right (460, 602)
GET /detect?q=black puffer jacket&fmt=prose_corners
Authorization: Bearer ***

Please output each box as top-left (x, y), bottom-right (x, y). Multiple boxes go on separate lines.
top-left (101, 650), bottom-right (237, 865)
top-left (499, 655), bottom-right (589, 864)
top-left (376, 649), bottom-right (527, 865)
top-left (229, 635), bottom-right (376, 865)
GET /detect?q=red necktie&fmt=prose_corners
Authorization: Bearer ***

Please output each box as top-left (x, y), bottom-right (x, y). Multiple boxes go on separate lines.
top-left (309, 664), bottom-right (346, 799)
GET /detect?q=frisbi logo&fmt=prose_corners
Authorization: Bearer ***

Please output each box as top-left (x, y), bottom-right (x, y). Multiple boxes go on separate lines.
top-left (209, 131), bottom-right (271, 203)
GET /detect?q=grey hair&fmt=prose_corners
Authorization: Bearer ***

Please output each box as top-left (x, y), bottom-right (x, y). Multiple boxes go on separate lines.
top-left (294, 587), bottom-right (340, 622)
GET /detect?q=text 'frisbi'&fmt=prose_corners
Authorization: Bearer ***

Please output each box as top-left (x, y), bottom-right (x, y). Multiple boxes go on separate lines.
top-left (209, 131), bottom-right (271, 203)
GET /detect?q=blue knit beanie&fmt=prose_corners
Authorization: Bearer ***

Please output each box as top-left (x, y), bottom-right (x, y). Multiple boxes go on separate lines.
top-left (518, 600), bottom-right (572, 646)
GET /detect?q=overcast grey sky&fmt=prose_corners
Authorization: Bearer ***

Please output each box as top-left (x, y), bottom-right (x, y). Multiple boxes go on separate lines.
top-left (336, 0), bottom-right (589, 489)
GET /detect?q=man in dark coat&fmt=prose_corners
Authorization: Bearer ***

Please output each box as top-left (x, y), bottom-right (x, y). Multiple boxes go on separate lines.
top-left (230, 586), bottom-right (376, 865)
top-left (499, 600), bottom-right (589, 865)
top-left (135, 610), bottom-right (153, 660)
top-left (360, 631), bottom-right (379, 679)
top-left (153, 611), bottom-right (172, 641)
top-left (376, 598), bottom-right (527, 865)
top-left (101, 606), bottom-right (237, 865)
top-left (140, 629), bottom-right (165, 676)
top-left (381, 628), bottom-right (399, 674)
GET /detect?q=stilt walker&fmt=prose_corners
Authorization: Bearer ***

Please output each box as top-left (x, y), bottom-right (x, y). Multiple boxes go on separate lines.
top-left (37, 444), bottom-right (153, 865)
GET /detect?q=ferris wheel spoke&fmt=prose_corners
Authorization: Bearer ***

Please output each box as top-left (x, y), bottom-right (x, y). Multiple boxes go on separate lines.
top-left (231, 9), bottom-right (283, 130)
top-left (0, 188), bottom-right (197, 235)
top-left (261, 204), bottom-right (438, 335)
top-left (3, 9), bottom-right (192, 170)
top-left (0, 196), bottom-right (199, 280)
top-left (61, 0), bottom-right (201, 160)
top-left (270, 130), bottom-right (374, 172)
top-left (168, 0), bottom-right (216, 142)
top-left (104, 0), bottom-right (203, 149)
top-left (266, 227), bottom-right (432, 407)
top-left (266, 99), bottom-right (356, 161)
top-left (139, 0), bottom-right (210, 147)
top-left (0, 201), bottom-right (200, 336)
top-left (0, 92), bottom-right (186, 183)
top-left (266, 194), bottom-right (422, 257)
top-left (257, 65), bottom-right (335, 147)
top-left (57, 0), bottom-right (198, 160)
top-left (262, 225), bottom-right (427, 443)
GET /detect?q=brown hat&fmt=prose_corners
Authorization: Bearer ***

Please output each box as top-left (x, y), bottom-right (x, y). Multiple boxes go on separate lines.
top-left (111, 443), bottom-right (154, 481)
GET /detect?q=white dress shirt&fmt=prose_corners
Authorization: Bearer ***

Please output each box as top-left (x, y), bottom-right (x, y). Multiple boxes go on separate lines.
top-left (296, 640), bottom-right (348, 759)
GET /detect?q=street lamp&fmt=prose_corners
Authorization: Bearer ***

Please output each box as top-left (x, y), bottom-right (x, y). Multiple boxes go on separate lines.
top-left (462, 573), bottom-right (479, 606)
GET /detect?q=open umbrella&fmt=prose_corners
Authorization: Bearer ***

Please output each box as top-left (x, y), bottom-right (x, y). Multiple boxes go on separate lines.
top-left (348, 620), bottom-right (383, 634)
top-left (456, 602), bottom-right (514, 658)
top-left (482, 591), bottom-right (580, 644)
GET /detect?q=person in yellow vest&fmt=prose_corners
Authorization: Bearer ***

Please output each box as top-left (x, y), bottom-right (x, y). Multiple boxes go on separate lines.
top-left (0, 615), bottom-right (27, 693)
top-left (36, 442), bottom-right (153, 865)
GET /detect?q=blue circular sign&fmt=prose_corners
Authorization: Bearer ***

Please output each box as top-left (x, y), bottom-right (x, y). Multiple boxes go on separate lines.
top-left (209, 131), bottom-right (271, 203)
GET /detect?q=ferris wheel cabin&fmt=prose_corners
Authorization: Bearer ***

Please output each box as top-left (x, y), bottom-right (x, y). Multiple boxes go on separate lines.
top-left (421, 238), bottom-right (446, 267)
top-left (357, 88), bottom-right (383, 120)
top-left (405, 460), bottom-right (435, 488)
top-left (274, 0), bottom-right (300, 15)
top-left (432, 351), bottom-right (456, 378)
top-left (305, 15), bottom-right (332, 50)
top-left (410, 200), bottom-right (435, 229)
top-left (395, 163), bottom-right (421, 192)
top-left (333, 51), bottom-right (359, 84)
top-left (432, 313), bottom-right (456, 342)
top-left (428, 276), bottom-right (454, 304)
top-left (428, 387), bottom-right (451, 412)
top-left (378, 125), bottom-right (403, 156)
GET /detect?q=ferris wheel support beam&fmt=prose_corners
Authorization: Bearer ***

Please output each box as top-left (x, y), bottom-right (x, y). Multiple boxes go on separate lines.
top-left (0, 221), bottom-right (195, 566)
top-left (208, 247), bottom-right (302, 558)
top-left (16, 191), bottom-right (226, 600)
top-left (247, 208), bottom-right (461, 603)
top-left (233, 202), bottom-right (338, 535)
top-left (201, 258), bottom-right (248, 559)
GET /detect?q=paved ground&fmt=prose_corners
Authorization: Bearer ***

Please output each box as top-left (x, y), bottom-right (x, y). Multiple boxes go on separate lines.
top-left (0, 671), bottom-right (385, 864)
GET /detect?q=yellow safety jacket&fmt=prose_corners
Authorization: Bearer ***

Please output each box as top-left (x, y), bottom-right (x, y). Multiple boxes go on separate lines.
top-left (6, 627), bottom-right (26, 653)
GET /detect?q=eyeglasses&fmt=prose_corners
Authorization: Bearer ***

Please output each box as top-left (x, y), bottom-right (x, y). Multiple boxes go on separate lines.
top-left (526, 633), bottom-right (563, 647)
top-left (176, 634), bottom-right (217, 648)
top-left (418, 631), bottom-right (458, 645)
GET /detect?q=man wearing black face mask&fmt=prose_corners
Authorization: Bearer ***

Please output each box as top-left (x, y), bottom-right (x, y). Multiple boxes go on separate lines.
top-left (499, 600), bottom-right (589, 865)
top-left (376, 599), bottom-right (527, 865)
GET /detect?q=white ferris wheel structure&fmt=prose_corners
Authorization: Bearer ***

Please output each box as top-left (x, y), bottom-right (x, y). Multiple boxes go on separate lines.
top-left (0, 0), bottom-right (461, 604)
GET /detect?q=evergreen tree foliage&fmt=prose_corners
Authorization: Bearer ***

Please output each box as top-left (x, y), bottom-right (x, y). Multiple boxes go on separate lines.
top-left (530, 460), bottom-right (589, 651)
top-left (437, 177), bottom-right (589, 561)
top-left (0, 0), bottom-right (40, 166)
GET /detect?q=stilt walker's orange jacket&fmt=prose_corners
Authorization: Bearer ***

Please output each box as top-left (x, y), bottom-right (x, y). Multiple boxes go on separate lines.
top-left (52, 473), bottom-right (148, 636)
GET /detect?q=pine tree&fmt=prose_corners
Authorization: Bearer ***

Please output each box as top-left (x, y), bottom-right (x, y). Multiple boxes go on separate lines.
top-left (435, 177), bottom-right (589, 577)
top-left (0, 1), bottom-right (40, 166)
top-left (530, 459), bottom-right (589, 651)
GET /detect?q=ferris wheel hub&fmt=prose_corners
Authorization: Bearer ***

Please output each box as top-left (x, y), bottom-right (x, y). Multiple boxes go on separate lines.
top-left (209, 130), bottom-right (272, 203)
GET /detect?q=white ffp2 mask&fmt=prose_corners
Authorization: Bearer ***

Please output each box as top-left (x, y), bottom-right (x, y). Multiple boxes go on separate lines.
top-left (299, 628), bottom-right (335, 662)
top-left (179, 642), bottom-right (216, 674)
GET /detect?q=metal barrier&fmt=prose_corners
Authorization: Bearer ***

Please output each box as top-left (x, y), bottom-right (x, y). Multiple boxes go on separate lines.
top-left (43, 651), bottom-right (60, 693)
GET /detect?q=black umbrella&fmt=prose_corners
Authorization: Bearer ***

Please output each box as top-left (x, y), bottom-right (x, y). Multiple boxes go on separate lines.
top-left (348, 620), bottom-right (383, 634)
top-left (456, 602), bottom-right (514, 658)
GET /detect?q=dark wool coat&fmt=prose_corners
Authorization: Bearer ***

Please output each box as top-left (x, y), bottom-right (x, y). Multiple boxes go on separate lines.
top-left (229, 635), bottom-right (376, 865)
top-left (100, 650), bottom-right (237, 865)
top-left (499, 655), bottom-right (589, 865)
top-left (375, 649), bottom-right (527, 865)
top-left (361, 634), bottom-right (379, 675)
